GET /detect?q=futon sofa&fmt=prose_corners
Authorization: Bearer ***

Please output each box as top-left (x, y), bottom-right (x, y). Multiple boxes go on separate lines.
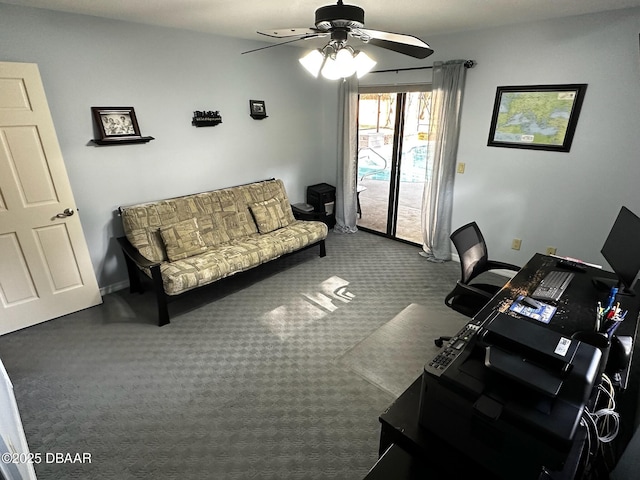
top-left (117, 178), bottom-right (328, 326)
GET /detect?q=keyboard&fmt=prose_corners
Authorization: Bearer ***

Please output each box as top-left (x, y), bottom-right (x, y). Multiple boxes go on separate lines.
top-left (531, 270), bottom-right (575, 301)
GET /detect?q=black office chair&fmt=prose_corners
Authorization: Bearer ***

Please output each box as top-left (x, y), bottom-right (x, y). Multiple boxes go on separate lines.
top-left (436, 221), bottom-right (520, 347)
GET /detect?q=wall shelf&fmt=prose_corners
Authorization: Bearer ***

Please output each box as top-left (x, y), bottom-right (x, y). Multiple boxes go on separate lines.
top-left (192, 111), bottom-right (222, 127)
top-left (192, 120), bottom-right (222, 127)
top-left (91, 136), bottom-right (154, 146)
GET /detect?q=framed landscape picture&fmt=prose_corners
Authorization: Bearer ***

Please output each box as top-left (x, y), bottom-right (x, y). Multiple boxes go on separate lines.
top-left (487, 84), bottom-right (587, 152)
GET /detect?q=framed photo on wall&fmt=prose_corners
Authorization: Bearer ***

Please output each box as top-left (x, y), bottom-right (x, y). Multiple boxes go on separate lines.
top-left (249, 100), bottom-right (268, 119)
top-left (91, 106), bottom-right (153, 145)
top-left (92, 106), bottom-right (142, 141)
top-left (487, 84), bottom-right (587, 152)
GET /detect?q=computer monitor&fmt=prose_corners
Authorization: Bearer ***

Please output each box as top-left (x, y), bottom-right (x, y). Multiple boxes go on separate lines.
top-left (598, 206), bottom-right (640, 294)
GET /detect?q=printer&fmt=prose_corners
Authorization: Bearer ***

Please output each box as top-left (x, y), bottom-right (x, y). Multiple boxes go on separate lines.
top-left (418, 311), bottom-right (602, 479)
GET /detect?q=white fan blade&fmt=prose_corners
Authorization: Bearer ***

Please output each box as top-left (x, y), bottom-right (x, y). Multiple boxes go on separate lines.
top-left (258, 28), bottom-right (321, 38)
top-left (357, 28), bottom-right (434, 59)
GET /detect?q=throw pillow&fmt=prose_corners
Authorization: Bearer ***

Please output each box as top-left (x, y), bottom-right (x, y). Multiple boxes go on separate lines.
top-left (249, 197), bottom-right (290, 234)
top-left (159, 218), bottom-right (207, 262)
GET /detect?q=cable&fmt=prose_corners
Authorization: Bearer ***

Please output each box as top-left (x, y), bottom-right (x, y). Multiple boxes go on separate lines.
top-left (580, 414), bottom-right (598, 478)
top-left (592, 378), bottom-right (620, 444)
top-left (584, 402), bottom-right (620, 444)
top-left (580, 374), bottom-right (620, 480)
top-left (578, 374), bottom-right (622, 478)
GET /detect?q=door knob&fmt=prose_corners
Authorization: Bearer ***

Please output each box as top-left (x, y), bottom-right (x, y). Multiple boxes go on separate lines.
top-left (55, 208), bottom-right (75, 218)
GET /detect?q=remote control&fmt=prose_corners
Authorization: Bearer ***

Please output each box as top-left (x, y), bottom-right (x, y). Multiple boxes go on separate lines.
top-left (556, 259), bottom-right (587, 272)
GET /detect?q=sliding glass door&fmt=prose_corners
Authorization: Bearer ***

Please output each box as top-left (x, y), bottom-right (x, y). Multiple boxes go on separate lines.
top-left (357, 87), bottom-right (432, 244)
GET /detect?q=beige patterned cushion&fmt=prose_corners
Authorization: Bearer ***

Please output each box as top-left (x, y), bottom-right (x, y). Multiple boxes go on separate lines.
top-left (159, 218), bottom-right (207, 262)
top-left (120, 203), bottom-right (178, 262)
top-left (249, 197), bottom-right (290, 234)
top-left (121, 179), bottom-right (302, 262)
top-left (157, 219), bottom-right (328, 295)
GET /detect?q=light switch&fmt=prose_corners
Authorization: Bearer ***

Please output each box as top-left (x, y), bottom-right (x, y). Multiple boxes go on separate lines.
top-left (457, 163), bottom-right (465, 174)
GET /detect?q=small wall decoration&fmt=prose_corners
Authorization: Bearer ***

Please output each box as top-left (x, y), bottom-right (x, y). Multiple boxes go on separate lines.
top-left (487, 84), bottom-right (587, 152)
top-left (249, 100), bottom-right (268, 119)
top-left (192, 110), bottom-right (222, 127)
top-left (91, 106), bottom-right (153, 145)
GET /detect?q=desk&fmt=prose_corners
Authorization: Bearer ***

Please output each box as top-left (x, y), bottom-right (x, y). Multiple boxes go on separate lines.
top-left (373, 253), bottom-right (640, 479)
top-left (482, 253), bottom-right (638, 341)
top-left (483, 254), bottom-right (639, 395)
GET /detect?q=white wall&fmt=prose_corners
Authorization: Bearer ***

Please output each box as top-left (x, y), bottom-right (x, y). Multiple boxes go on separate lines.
top-left (0, 3), bottom-right (340, 291)
top-left (363, 7), bottom-right (640, 269)
top-left (2, 4), bottom-right (639, 291)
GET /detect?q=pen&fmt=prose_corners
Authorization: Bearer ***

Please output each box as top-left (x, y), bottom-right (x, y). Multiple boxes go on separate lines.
top-left (607, 320), bottom-right (622, 337)
top-left (606, 303), bottom-right (619, 320)
top-left (606, 287), bottom-right (618, 312)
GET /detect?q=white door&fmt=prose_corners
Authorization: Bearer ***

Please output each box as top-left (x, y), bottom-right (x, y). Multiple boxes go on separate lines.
top-left (0, 62), bottom-right (102, 335)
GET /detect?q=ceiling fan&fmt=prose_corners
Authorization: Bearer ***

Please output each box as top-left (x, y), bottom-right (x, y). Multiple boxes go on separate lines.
top-left (246, 0), bottom-right (434, 79)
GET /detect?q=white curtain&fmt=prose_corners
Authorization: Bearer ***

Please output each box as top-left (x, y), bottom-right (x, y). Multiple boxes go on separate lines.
top-left (334, 76), bottom-right (359, 234)
top-left (420, 60), bottom-right (468, 261)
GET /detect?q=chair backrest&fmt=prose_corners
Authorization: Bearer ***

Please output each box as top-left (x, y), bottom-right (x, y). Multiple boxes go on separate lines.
top-left (450, 222), bottom-right (489, 284)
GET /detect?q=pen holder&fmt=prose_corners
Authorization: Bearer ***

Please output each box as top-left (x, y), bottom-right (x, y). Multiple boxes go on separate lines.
top-left (572, 331), bottom-right (610, 384)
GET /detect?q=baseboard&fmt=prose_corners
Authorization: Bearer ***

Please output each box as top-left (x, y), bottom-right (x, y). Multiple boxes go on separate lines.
top-left (100, 280), bottom-right (129, 296)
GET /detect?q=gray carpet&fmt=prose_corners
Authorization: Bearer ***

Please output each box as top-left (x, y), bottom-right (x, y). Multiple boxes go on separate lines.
top-left (0, 230), bottom-right (486, 480)
top-left (337, 303), bottom-right (468, 397)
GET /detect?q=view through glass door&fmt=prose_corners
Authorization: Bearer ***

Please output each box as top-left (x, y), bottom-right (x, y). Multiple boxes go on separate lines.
top-left (357, 87), bottom-right (432, 244)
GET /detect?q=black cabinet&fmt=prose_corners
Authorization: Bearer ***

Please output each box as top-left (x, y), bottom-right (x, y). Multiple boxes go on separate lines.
top-left (292, 183), bottom-right (336, 228)
top-left (306, 183), bottom-right (335, 214)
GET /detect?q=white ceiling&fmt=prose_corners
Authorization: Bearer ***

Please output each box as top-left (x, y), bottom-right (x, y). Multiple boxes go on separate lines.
top-left (4, 0), bottom-right (640, 45)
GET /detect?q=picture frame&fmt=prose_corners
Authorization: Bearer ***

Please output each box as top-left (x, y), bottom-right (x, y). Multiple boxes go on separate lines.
top-left (249, 100), bottom-right (268, 119)
top-left (487, 84), bottom-right (587, 152)
top-left (91, 106), bottom-right (142, 141)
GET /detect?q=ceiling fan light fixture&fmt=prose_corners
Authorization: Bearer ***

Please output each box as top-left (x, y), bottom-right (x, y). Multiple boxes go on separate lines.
top-left (354, 50), bottom-right (376, 78)
top-left (299, 32), bottom-right (378, 80)
top-left (299, 49), bottom-right (325, 77)
top-left (334, 48), bottom-right (357, 77)
top-left (255, 2), bottom-right (435, 71)
top-left (320, 55), bottom-right (343, 80)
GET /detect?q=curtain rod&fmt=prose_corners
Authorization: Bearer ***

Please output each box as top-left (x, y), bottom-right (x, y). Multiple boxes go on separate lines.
top-left (371, 59), bottom-right (476, 74)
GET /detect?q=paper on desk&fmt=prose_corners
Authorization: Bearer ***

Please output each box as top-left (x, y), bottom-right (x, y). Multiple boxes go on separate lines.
top-left (510, 296), bottom-right (557, 324)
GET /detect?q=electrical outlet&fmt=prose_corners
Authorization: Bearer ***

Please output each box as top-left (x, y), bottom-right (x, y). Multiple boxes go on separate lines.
top-left (546, 247), bottom-right (557, 255)
top-left (457, 162), bottom-right (466, 174)
top-left (511, 238), bottom-right (522, 250)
